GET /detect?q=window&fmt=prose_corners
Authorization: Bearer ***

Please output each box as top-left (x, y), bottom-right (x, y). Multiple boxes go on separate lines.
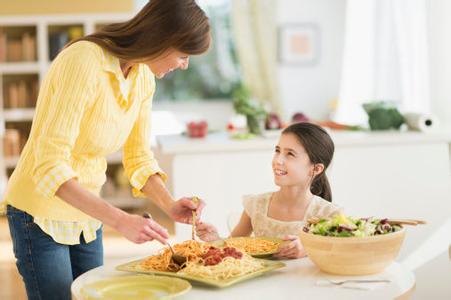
top-left (153, 0), bottom-right (241, 101)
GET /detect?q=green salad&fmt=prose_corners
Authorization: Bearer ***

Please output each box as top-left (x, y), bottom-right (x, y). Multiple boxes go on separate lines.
top-left (303, 214), bottom-right (402, 237)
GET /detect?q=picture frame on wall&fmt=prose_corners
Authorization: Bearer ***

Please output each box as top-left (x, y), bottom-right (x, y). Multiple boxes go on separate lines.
top-left (278, 23), bottom-right (320, 66)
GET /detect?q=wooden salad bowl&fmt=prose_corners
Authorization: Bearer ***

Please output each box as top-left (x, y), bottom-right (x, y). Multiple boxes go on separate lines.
top-left (299, 228), bottom-right (406, 275)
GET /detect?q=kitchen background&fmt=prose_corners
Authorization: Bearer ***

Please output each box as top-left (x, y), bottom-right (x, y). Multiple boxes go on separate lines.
top-left (0, 0), bottom-right (450, 299)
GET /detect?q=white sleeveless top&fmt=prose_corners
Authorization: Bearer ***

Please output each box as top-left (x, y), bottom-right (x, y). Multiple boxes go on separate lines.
top-left (243, 192), bottom-right (342, 239)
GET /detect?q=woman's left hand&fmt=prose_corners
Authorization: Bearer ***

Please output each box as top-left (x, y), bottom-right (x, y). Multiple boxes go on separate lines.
top-left (169, 196), bottom-right (205, 224)
top-left (273, 235), bottom-right (307, 259)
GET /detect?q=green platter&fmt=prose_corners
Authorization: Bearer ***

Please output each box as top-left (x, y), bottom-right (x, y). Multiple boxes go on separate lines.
top-left (116, 258), bottom-right (285, 288)
top-left (212, 237), bottom-right (284, 258)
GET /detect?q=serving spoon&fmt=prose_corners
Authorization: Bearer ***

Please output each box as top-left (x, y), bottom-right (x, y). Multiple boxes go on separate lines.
top-left (142, 212), bottom-right (187, 266)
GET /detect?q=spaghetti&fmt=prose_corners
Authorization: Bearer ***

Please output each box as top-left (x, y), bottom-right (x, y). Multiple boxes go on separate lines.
top-left (224, 237), bottom-right (280, 254)
top-left (191, 196), bottom-right (200, 240)
top-left (140, 240), bottom-right (206, 272)
top-left (139, 240), bottom-right (265, 279)
top-left (179, 254), bottom-right (263, 280)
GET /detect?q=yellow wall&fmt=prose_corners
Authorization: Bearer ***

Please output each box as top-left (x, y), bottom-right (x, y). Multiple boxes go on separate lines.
top-left (0, 0), bottom-right (134, 15)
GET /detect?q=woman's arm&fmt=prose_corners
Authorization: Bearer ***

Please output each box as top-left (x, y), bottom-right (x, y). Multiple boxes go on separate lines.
top-left (230, 211), bottom-right (253, 237)
top-left (141, 173), bottom-right (205, 224)
top-left (141, 173), bottom-right (175, 215)
top-left (121, 74), bottom-right (204, 222)
top-left (56, 179), bottom-right (169, 244)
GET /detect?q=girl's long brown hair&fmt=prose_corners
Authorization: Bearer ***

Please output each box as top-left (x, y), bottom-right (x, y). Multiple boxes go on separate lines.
top-left (282, 122), bottom-right (335, 202)
top-left (68, 0), bottom-right (211, 61)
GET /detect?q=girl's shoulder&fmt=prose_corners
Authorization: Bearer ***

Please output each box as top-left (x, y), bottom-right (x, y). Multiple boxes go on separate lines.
top-left (242, 191), bottom-right (273, 215)
top-left (306, 196), bottom-right (343, 220)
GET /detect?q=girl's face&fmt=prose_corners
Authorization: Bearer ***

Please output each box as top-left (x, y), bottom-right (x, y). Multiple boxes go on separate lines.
top-left (272, 133), bottom-right (317, 188)
top-left (145, 49), bottom-right (190, 79)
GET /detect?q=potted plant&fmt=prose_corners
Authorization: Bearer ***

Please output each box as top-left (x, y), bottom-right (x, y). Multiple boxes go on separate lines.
top-left (232, 84), bottom-right (267, 135)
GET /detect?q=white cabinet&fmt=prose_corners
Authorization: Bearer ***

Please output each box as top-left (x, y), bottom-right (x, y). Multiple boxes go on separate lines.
top-left (156, 131), bottom-right (451, 260)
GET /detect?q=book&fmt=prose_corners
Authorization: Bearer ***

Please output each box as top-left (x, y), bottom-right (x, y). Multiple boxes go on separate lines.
top-left (0, 30), bottom-right (6, 62)
top-left (7, 83), bottom-right (19, 108)
top-left (49, 31), bottom-right (69, 60)
top-left (17, 80), bottom-right (28, 107)
top-left (22, 32), bottom-right (36, 61)
top-left (7, 39), bottom-right (23, 62)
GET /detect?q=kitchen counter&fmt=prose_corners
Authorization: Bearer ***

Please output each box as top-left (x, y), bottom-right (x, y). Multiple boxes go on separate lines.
top-left (155, 130), bottom-right (451, 264)
top-left (157, 130), bottom-right (451, 154)
top-left (71, 257), bottom-right (415, 300)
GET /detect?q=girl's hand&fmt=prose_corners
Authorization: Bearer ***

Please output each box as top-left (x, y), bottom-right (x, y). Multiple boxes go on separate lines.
top-left (170, 197), bottom-right (206, 224)
top-left (115, 213), bottom-right (169, 244)
top-left (195, 221), bottom-right (220, 242)
top-left (273, 235), bottom-right (307, 259)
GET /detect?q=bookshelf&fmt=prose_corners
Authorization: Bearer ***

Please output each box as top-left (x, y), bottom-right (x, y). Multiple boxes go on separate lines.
top-left (0, 13), bottom-right (143, 209)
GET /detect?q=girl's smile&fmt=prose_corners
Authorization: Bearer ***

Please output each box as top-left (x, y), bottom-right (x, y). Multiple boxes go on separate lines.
top-left (274, 169), bottom-right (288, 176)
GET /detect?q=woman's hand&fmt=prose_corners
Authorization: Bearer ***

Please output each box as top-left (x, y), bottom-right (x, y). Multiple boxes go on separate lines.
top-left (169, 197), bottom-right (205, 224)
top-left (114, 213), bottom-right (169, 244)
top-left (195, 221), bottom-right (220, 242)
top-left (273, 235), bottom-right (307, 259)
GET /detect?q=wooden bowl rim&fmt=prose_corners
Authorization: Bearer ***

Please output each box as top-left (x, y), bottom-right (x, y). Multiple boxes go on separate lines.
top-left (299, 227), bottom-right (406, 242)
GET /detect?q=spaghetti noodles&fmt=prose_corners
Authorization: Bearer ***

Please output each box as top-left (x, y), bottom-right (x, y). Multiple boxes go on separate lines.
top-left (139, 240), bottom-right (265, 279)
top-left (140, 240), bottom-right (206, 272)
top-left (191, 196), bottom-right (200, 240)
top-left (224, 237), bottom-right (280, 254)
top-left (179, 254), bottom-right (263, 280)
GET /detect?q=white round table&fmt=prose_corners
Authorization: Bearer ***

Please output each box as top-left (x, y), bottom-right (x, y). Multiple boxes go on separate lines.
top-left (72, 258), bottom-right (415, 300)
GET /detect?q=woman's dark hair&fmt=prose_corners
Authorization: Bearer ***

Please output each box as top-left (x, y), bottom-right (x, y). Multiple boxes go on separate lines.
top-left (68, 0), bottom-right (211, 61)
top-left (282, 122), bottom-right (335, 202)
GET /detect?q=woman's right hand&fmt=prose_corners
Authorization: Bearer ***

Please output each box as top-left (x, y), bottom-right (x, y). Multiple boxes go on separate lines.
top-left (114, 213), bottom-right (169, 244)
top-left (195, 221), bottom-right (220, 242)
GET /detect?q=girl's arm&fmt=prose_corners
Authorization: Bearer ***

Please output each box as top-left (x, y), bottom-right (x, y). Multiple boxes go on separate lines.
top-left (196, 210), bottom-right (253, 242)
top-left (230, 211), bottom-right (253, 237)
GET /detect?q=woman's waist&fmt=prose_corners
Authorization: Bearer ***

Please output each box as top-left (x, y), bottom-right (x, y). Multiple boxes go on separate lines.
top-left (10, 155), bottom-right (108, 191)
top-left (15, 145), bottom-right (108, 172)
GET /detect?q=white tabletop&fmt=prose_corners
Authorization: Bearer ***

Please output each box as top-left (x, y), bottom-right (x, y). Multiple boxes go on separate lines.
top-left (72, 258), bottom-right (415, 300)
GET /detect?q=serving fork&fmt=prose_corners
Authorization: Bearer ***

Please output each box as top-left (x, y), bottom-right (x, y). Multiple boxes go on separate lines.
top-left (317, 279), bottom-right (391, 286)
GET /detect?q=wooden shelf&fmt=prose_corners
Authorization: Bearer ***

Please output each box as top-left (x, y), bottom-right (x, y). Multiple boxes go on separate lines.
top-left (3, 108), bottom-right (35, 122)
top-left (4, 156), bottom-right (19, 168)
top-left (0, 13), bottom-right (133, 197)
top-left (0, 62), bottom-right (39, 74)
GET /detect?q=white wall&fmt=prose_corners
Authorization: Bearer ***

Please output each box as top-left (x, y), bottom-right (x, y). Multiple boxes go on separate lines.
top-left (153, 0), bottom-right (451, 130)
top-left (277, 0), bottom-right (346, 120)
top-left (429, 0), bottom-right (451, 129)
top-left (277, 0), bottom-right (451, 128)
top-left (153, 100), bottom-right (234, 133)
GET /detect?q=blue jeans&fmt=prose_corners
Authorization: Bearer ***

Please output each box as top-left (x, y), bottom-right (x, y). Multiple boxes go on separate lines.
top-left (6, 205), bottom-right (103, 300)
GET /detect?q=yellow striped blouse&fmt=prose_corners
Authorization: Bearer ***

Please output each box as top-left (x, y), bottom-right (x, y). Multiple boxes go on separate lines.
top-left (1, 41), bottom-right (166, 245)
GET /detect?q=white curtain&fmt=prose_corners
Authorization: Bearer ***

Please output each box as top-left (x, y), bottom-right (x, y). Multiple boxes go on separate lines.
top-left (231, 0), bottom-right (282, 114)
top-left (334, 0), bottom-right (430, 125)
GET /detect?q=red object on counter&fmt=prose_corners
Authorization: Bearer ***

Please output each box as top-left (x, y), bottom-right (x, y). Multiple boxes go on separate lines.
top-left (187, 120), bottom-right (208, 138)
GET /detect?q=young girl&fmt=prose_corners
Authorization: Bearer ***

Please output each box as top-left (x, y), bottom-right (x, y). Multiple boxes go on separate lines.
top-left (196, 122), bottom-right (342, 259)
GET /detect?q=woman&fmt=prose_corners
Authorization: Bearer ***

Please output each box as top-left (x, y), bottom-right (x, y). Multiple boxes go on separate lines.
top-left (1, 1), bottom-right (210, 299)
